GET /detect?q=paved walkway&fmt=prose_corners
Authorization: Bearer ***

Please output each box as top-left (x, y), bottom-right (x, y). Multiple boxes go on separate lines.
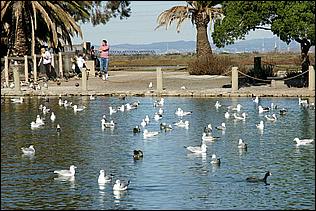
top-left (1, 71), bottom-right (315, 98)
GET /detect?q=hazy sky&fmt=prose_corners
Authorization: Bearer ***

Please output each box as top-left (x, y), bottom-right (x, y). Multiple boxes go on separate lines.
top-left (72, 1), bottom-right (275, 46)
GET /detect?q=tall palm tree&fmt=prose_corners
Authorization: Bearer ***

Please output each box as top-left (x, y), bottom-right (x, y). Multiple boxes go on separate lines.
top-left (1, 1), bottom-right (90, 57)
top-left (155, 1), bottom-right (223, 57)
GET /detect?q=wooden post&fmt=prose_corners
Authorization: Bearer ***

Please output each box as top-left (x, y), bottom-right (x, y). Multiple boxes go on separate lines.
top-left (51, 53), bottom-right (55, 68)
top-left (13, 63), bottom-right (21, 93)
top-left (232, 66), bottom-right (238, 92)
top-left (82, 67), bottom-right (87, 91)
top-left (4, 56), bottom-right (9, 87)
top-left (24, 55), bottom-right (29, 82)
top-left (309, 65), bottom-right (315, 91)
top-left (156, 67), bottom-right (163, 93)
top-left (33, 54), bottom-right (37, 82)
top-left (58, 52), bottom-right (63, 78)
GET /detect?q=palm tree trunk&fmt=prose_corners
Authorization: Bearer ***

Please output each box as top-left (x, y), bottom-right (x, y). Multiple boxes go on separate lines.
top-left (195, 13), bottom-right (212, 57)
top-left (13, 13), bottom-right (28, 56)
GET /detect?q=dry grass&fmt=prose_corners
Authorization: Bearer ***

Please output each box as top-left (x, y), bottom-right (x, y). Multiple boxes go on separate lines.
top-left (110, 52), bottom-right (314, 74)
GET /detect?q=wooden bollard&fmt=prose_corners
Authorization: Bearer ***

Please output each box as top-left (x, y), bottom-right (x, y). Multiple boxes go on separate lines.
top-left (13, 63), bottom-right (21, 93)
top-left (4, 56), bottom-right (9, 87)
top-left (33, 54), bottom-right (37, 82)
top-left (24, 55), bottom-right (29, 82)
top-left (156, 67), bottom-right (163, 93)
top-left (58, 52), bottom-right (63, 78)
top-left (82, 67), bottom-right (87, 91)
top-left (231, 67), bottom-right (238, 92)
top-left (309, 65), bottom-right (315, 91)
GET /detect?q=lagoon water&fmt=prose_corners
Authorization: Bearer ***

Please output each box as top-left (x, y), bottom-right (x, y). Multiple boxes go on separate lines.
top-left (1, 96), bottom-right (315, 210)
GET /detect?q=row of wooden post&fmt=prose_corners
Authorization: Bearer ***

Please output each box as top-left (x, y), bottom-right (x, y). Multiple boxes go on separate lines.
top-left (4, 64), bottom-right (315, 93)
top-left (3, 53), bottom-right (64, 87)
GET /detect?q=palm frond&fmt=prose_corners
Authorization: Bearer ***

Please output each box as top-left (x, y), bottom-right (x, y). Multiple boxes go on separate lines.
top-left (155, 6), bottom-right (190, 32)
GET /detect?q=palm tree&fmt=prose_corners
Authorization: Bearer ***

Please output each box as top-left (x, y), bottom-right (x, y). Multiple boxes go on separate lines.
top-left (1, 1), bottom-right (90, 57)
top-left (155, 1), bottom-right (223, 57)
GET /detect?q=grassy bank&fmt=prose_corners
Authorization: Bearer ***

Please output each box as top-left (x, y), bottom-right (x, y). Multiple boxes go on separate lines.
top-left (110, 52), bottom-right (315, 74)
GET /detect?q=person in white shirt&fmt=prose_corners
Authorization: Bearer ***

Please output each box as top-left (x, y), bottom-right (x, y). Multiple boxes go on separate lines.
top-left (40, 47), bottom-right (56, 81)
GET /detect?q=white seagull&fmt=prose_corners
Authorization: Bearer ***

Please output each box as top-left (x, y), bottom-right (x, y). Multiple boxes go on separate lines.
top-left (73, 105), bottom-right (86, 112)
top-left (256, 121), bottom-right (264, 130)
top-left (224, 112), bottom-right (230, 119)
top-left (234, 112), bottom-right (246, 121)
top-left (50, 112), bottom-right (56, 122)
top-left (215, 101), bottom-right (222, 109)
top-left (185, 142), bottom-right (207, 154)
top-left (98, 170), bottom-right (113, 184)
top-left (109, 106), bottom-right (117, 115)
top-left (113, 179), bottom-right (130, 191)
top-left (238, 139), bottom-right (247, 150)
top-left (265, 114), bottom-right (277, 122)
top-left (210, 154), bottom-right (221, 165)
top-left (21, 145), bottom-right (35, 155)
top-left (202, 133), bottom-right (219, 142)
top-left (101, 119), bottom-right (115, 129)
top-left (148, 82), bottom-right (153, 89)
top-left (140, 119), bottom-right (147, 127)
top-left (293, 138), bottom-right (314, 146)
top-left (11, 97), bottom-right (24, 103)
top-left (174, 120), bottom-right (189, 128)
top-left (54, 165), bottom-right (77, 177)
top-left (143, 129), bottom-right (159, 138)
top-left (215, 123), bottom-right (226, 130)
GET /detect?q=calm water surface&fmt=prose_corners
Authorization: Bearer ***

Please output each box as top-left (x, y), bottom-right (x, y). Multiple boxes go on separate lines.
top-left (1, 96), bottom-right (315, 210)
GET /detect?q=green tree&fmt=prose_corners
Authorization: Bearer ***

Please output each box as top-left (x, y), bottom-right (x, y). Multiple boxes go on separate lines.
top-left (212, 1), bottom-right (315, 62)
top-left (155, 1), bottom-right (223, 58)
top-left (0, 1), bottom-right (131, 57)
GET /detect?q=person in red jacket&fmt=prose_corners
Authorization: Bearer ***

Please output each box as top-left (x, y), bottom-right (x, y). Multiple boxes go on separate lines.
top-left (98, 40), bottom-right (110, 80)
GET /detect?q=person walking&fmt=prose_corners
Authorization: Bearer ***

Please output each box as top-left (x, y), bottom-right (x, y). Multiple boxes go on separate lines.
top-left (98, 40), bottom-right (110, 80)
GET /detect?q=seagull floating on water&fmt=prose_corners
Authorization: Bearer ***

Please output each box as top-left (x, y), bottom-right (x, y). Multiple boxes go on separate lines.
top-left (174, 120), bottom-right (189, 128)
top-left (210, 154), bottom-right (221, 165)
top-left (143, 129), bottom-right (159, 138)
top-left (73, 104), bottom-right (86, 112)
top-left (215, 101), bottom-right (222, 109)
top-left (101, 119), bottom-right (115, 129)
top-left (256, 121), bottom-right (264, 130)
top-left (185, 142), bottom-right (207, 153)
top-left (265, 114), bottom-right (277, 122)
top-left (21, 145), bottom-right (35, 155)
top-left (50, 112), bottom-right (56, 122)
top-left (224, 112), bottom-right (230, 119)
top-left (140, 119), bottom-right (147, 127)
top-left (202, 133), bottom-right (219, 142)
top-left (56, 124), bottom-right (61, 133)
top-left (234, 112), bottom-right (246, 121)
top-left (238, 139), bottom-right (247, 150)
top-left (90, 95), bottom-right (96, 100)
top-left (204, 124), bottom-right (213, 134)
top-left (258, 105), bottom-right (270, 113)
top-left (215, 123), bottom-right (226, 130)
top-left (11, 97), bottom-right (24, 103)
top-left (293, 138), bottom-right (314, 146)
top-left (113, 179), bottom-right (130, 191)
top-left (54, 165), bottom-right (77, 177)
top-left (109, 106), bottom-right (117, 115)
top-left (98, 170), bottom-right (113, 184)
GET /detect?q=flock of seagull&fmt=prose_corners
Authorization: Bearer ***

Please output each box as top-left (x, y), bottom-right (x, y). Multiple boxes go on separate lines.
top-left (12, 94), bottom-right (315, 190)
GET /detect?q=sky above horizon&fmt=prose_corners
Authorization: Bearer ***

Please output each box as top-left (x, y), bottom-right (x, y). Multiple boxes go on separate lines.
top-left (72, 1), bottom-right (275, 46)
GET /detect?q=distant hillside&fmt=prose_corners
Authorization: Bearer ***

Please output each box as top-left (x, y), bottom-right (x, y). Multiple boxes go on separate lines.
top-left (91, 38), bottom-right (306, 54)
